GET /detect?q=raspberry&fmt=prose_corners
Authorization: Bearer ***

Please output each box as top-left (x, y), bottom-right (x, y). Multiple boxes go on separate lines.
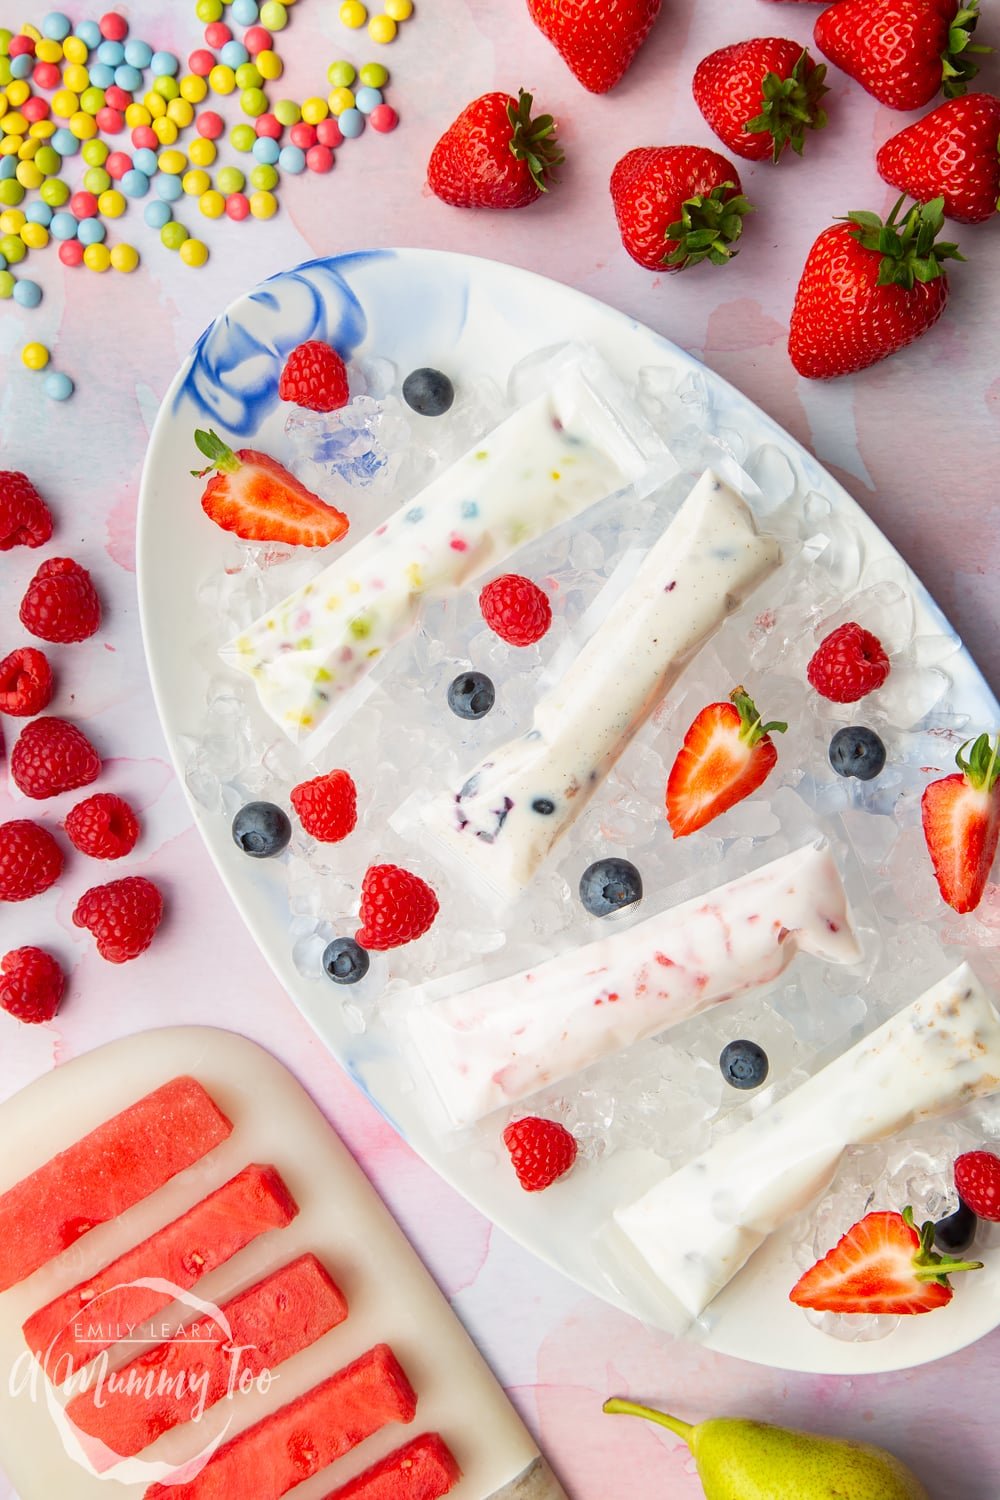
top-left (0, 646), bottom-right (53, 716)
top-left (0, 820), bottom-right (64, 901)
top-left (806, 621), bottom-right (890, 704)
top-left (0, 471), bottom-right (53, 551)
top-left (503, 1117), bottom-right (578, 1192)
top-left (0, 947), bottom-right (65, 1023)
top-left (290, 769), bottom-right (358, 842)
top-left (479, 574), bottom-right (552, 647)
top-left (72, 875), bottom-right (164, 963)
top-left (355, 863), bottom-right (439, 951)
top-left (65, 793), bottom-right (140, 859)
top-left (10, 716), bottom-right (102, 800)
top-left (19, 557), bottom-right (102, 644)
top-left (278, 340), bottom-right (350, 413)
top-left (955, 1150), bottom-right (1000, 1222)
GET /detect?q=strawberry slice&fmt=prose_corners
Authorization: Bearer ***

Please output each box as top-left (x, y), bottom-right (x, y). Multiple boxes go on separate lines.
top-left (192, 428), bottom-right (349, 547)
top-left (790, 1207), bottom-right (982, 1316)
top-left (921, 731), bottom-right (1000, 914)
top-left (665, 686), bottom-right (786, 837)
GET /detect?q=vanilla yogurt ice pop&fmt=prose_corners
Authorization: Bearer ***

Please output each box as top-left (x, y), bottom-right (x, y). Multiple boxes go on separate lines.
top-left (407, 842), bottom-right (860, 1128)
top-left (220, 349), bottom-right (669, 742)
top-left (420, 470), bottom-right (781, 900)
top-left (614, 961), bottom-right (1000, 1323)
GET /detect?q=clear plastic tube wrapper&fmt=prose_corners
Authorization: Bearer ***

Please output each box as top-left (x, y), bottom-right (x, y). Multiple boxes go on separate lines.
top-left (612, 962), bottom-right (1000, 1325)
top-left (407, 841), bottom-right (861, 1129)
top-left (220, 347), bottom-right (673, 742)
top-left (418, 469), bottom-right (781, 899)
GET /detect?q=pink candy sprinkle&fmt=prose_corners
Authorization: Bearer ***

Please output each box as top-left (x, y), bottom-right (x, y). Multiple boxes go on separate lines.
top-left (369, 104), bottom-right (398, 133)
top-left (32, 61), bottom-right (61, 90)
top-left (204, 21), bottom-right (231, 47)
top-left (22, 95), bottom-right (51, 121)
top-left (96, 106), bottom-right (124, 133)
top-left (9, 35), bottom-right (35, 58)
top-left (99, 11), bottom-right (129, 40)
top-left (243, 25), bottom-right (272, 53)
top-left (225, 192), bottom-right (250, 220)
top-left (59, 240), bottom-right (85, 267)
top-left (131, 124), bottom-right (158, 149)
top-left (305, 143), bottom-right (334, 173)
top-left (105, 84), bottom-right (132, 109)
top-left (196, 110), bottom-right (224, 139)
top-left (254, 112), bottom-right (281, 138)
top-left (316, 117), bottom-right (342, 147)
top-left (189, 48), bottom-right (215, 76)
top-left (289, 121), bottom-right (316, 150)
top-left (70, 190), bottom-right (99, 218)
top-left (106, 150), bottom-right (131, 178)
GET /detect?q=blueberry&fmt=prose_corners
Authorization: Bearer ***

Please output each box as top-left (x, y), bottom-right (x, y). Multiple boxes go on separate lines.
top-left (231, 801), bottom-right (291, 858)
top-left (532, 797), bottom-right (555, 815)
top-left (447, 670), bottom-right (495, 720)
top-left (934, 1199), bottom-right (977, 1255)
top-left (322, 937), bottom-right (370, 985)
top-left (402, 367), bottom-right (455, 417)
top-left (719, 1039), bottom-right (769, 1090)
top-left (579, 858), bottom-right (643, 917)
top-left (828, 726), bottom-right (886, 781)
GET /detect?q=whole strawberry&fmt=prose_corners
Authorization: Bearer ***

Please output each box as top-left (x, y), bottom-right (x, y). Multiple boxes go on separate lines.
top-left (788, 196), bottom-right (963, 379)
top-left (610, 147), bottom-right (753, 272)
top-left (65, 792), bottom-right (140, 859)
top-left (0, 947), bottom-right (65, 1023)
top-left (278, 341), bottom-right (350, 413)
top-left (290, 768), bottom-right (357, 842)
top-left (10, 716), bottom-right (102, 800)
top-left (954, 1150), bottom-right (1000, 1220)
top-left (73, 875), bottom-right (164, 963)
top-left (807, 622), bottom-right (890, 701)
top-left (0, 646), bottom-right (53, 716)
top-left (693, 38), bottom-right (829, 163)
top-left (193, 429), bottom-right (349, 547)
top-left (503, 1117), bottom-right (578, 1191)
top-left (0, 820), bottom-right (64, 901)
top-left (878, 93), bottom-right (1000, 223)
top-left (479, 574), bottom-right (552, 646)
top-left (19, 558), bottom-right (101, 643)
top-left (0, 471), bottom-right (53, 551)
top-left (815, 0), bottom-right (985, 112)
top-left (427, 89), bottom-right (561, 209)
top-left (355, 863), bottom-right (438, 951)
top-left (527, 0), bottom-right (662, 93)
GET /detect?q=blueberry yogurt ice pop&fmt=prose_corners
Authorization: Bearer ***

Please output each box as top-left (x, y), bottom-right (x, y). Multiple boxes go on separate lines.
top-left (418, 469), bottom-right (781, 900)
top-left (220, 349), bottom-right (670, 743)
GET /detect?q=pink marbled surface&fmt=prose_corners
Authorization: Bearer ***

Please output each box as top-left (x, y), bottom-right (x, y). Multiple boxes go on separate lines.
top-left (2, 0), bottom-right (1000, 1495)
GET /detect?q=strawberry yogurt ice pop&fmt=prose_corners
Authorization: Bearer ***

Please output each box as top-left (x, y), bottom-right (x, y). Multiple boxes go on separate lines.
top-left (419, 469), bottom-right (781, 898)
top-left (614, 962), bottom-right (1000, 1323)
top-left (407, 842), bottom-right (860, 1128)
top-left (221, 350), bottom-right (668, 742)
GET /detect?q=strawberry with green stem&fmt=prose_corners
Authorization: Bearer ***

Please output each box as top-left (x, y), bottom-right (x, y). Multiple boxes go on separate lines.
top-left (610, 146), bottom-right (755, 272)
top-left (877, 92), bottom-right (1000, 224)
top-left (427, 90), bottom-right (562, 210)
top-left (921, 731), bottom-right (1000, 913)
top-left (666, 687), bottom-right (787, 837)
top-left (693, 38), bottom-right (829, 163)
top-left (814, 0), bottom-right (989, 112)
top-left (192, 429), bottom-right (349, 547)
top-left (790, 1207), bottom-right (983, 1314)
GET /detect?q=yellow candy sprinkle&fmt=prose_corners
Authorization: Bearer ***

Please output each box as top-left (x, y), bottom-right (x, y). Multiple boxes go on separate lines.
top-left (0, 97), bottom-right (7, 120)
top-left (5, 80), bottom-right (30, 107)
top-left (19, 218), bottom-right (47, 246)
top-left (0, 137), bottom-right (22, 157)
top-left (0, 208), bottom-right (25, 231)
top-left (179, 236), bottom-right (209, 266)
top-left (110, 242), bottom-right (139, 272)
top-left (69, 110), bottom-right (97, 140)
top-left (199, 188), bottom-right (225, 218)
top-left (368, 13), bottom-right (397, 42)
top-left (29, 120), bottom-right (56, 139)
top-left (182, 168), bottom-right (210, 196)
top-left (20, 22), bottom-right (42, 41)
top-left (209, 64), bottom-right (236, 95)
top-left (35, 38), bottom-right (63, 63)
top-left (51, 89), bottom-right (78, 119)
top-left (301, 95), bottom-right (328, 123)
top-left (15, 161), bottom-right (43, 191)
top-left (180, 73), bottom-right (208, 104)
top-left (385, 0), bottom-right (412, 16)
top-left (62, 35), bottom-right (88, 64)
top-left (1, 111), bottom-right (28, 135)
top-left (167, 97), bottom-right (194, 127)
top-left (157, 149), bottom-right (186, 175)
top-left (125, 103), bottom-right (152, 127)
top-left (83, 242), bottom-right (111, 272)
top-left (61, 62), bottom-right (90, 93)
top-left (328, 87), bottom-right (354, 114)
top-left (256, 49), bottom-right (282, 80)
top-left (17, 135), bottom-right (38, 158)
top-left (340, 0), bottom-right (367, 25)
top-left (98, 188), bottom-right (125, 217)
top-left (144, 90), bottom-right (167, 119)
top-left (248, 188), bottom-right (276, 219)
top-left (187, 135), bottom-right (216, 166)
top-left (22, 342), bottom-right (49, 370)
top-left (153, 116), bottom-right (178, 145)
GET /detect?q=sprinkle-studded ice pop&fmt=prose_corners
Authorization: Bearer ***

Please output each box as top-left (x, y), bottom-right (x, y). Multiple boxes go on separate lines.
top-left (418, 469), bottom-right (781, 897)
top-left (407, 842), bottom-right (860, 1128)
top-left (221, 350), bottom-right (668, 742)
top-left (613, 962), bottom-right (1000, 1323)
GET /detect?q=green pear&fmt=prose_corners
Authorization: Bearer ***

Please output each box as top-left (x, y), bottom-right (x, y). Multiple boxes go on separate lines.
top-left (603, 1399), bottom-right (929, 1500)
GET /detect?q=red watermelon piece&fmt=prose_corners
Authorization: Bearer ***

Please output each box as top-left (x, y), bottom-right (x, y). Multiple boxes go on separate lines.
top-left (67, 1253), bottom-right (348, 1460)
top-left (144, 1343), bottom-right (417, 1500)
top-left (24, 1164), bottom-right (299, 1380)
top-left (0, 1077), bottom-right (232, 1293)
top-left (319, 1434), bottom-right (461, 1500)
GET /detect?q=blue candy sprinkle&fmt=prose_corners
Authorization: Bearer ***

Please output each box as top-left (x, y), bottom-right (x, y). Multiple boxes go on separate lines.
top-left (75, 19), bottom-right (102, 48)
top-left (42, 12), bottom-right (73, 40)
top-left (156, 173), bottom-right (183, 201)
top-left (121, 168), bottom-right (149, 197)
top-left (150, 50), bottom-right (179, 76)
top-left (96, 38), bottom-right (125, 65)
top-left (338, 107), bottom-right (364, 138)
top-left (114, 63), bottom-right (142, 91)
top-left (278, 144), bottom-right (305, 174)
top-left (219, 40), bottom-right (249, 67)
top-left (50, 127), bottom-right (79, 155)
top-left (461, 500), bottom-right (479, 519)
top-left (252, 136), bottom-right (279, 164)
top-left (77, 216), bottom-right (106, 244)
top-left (132, 146), bottom-right (158, 175)
top-left (232, 0), bottom-right (259, 21)
top-left (10, 54), bottom-right (34, 79)
top-left (0, 157), bottom-right (17, 181)
top-left (144, 198), bottom-right (171, 228)
top-left (88, 61), bottom-right (115, 87)
top-left (44, 371), bottom-right (74, 401)
top-left (405, 508), bottom-right (424, 524)
top-left (123, 38), bottom-right (152, 68)
top-left (25, 201), bottom-right (53, 226)
top-left (354, 86), bottom-right (382, 114)
top-left (50, 210), bottom-right (78, 239)
top-left (13, 278), bottom-right (42, 308)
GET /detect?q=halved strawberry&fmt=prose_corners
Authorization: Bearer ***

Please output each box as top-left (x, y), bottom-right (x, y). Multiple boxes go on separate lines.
top-left (665, 687), bottom-right (786, 837)
top-left (921, 731), bottom-right (1000, 914)
top-left (192, 429), bottom-right (349, 547)
top-left (790, 1207), bottom-right (982, 1315)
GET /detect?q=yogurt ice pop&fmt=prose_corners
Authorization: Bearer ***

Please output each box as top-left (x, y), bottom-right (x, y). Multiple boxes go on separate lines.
top-left (221, 349), bottom-right (668, 742)
top-left (419, 470), bottom-right (781, 900)
top-left (614, 961), bottom-right (1000, 1323)
top-left (407, 842), bottom-right (860, 1128)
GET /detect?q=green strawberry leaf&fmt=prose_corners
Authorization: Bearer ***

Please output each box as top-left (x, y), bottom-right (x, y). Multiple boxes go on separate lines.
top-left (845, 196), bottom-right (965, 290)
top-left (505, 88), bottom-right (563, 193)
top-left (730, 685), bottom-right (787, 746)
top-left (191, 428), bottom-right (240, 478)
top-left (744, 50), bottom-right (829, 164)
top-left (663, 182), bottom-right (754, 270)
top-left (956, 731), bottom-right (1000, 792)
top-left (941, 1), bottom-right (990, 97)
